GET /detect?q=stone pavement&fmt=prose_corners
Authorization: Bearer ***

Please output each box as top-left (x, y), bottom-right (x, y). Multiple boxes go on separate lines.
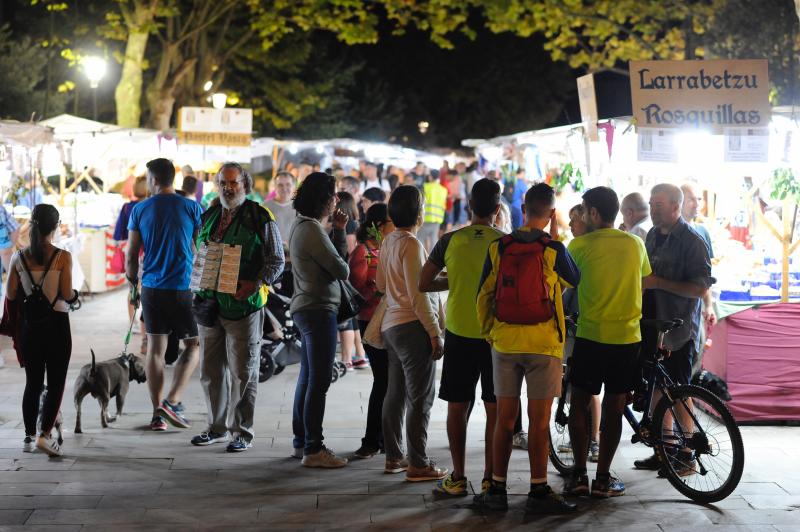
top-left (0, 290), bottom-right (799, 531)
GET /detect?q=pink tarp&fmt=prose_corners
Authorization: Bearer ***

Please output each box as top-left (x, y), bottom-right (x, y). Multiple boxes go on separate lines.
top-left (704, 303), bottom-right (800, 422)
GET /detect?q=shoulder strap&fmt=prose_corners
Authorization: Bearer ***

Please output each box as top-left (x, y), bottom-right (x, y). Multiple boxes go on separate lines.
top-left (19, 250), bottom-right (60, 291)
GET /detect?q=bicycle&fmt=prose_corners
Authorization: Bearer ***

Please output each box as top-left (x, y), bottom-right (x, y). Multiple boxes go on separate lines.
top-left (549, 318), bottom-right (745, 503)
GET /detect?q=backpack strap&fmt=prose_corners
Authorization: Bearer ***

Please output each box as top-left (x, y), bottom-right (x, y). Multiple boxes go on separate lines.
top-left (18, 250), bottom-right (60, 307)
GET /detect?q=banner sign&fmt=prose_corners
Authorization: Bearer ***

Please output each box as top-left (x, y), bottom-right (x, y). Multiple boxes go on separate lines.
top-left (577, 73), bottom-right (599, 142)
top-left (637, 128), bottom-right (677, 162)
top-left (724, 127), bottom-right (769, 162)
top-left (178, 107), bottom-right (253, 147)
top-left (629, 59), bottom-right (770, 134)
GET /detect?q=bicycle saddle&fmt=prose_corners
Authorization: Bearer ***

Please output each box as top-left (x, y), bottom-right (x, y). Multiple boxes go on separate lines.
top-left (641, 318), bottom-right (684, 333)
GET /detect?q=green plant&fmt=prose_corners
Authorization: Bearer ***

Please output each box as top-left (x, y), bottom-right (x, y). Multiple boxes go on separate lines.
top-left (770, 168), bottom-right (800, 202)
top-left (551, 163), bottom-right (585, 193)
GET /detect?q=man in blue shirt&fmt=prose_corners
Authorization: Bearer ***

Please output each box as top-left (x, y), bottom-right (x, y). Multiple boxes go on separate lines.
top-left (509, 168), bottom-right (529, 229)
top-left (127, 158), bottom-right (203, 432)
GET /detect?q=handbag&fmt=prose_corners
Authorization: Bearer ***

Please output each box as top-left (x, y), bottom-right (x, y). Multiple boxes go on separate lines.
top-left (110, 246), bottom-right (126, 274)
top-left (362, 296), bottom-right (387, 349)
top-left (191, 295), bottom-right (219, 327)
top-left (337, 279), bottom-right (365, 324)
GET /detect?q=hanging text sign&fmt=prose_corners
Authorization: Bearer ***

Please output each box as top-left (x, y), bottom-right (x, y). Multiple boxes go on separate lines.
top-left (629, 59), bottom-right (770, 134)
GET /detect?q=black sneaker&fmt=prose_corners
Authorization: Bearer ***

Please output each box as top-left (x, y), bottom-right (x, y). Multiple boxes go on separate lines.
top-left (472, 485), bottom-right (508, 511)
top-left (563, 472), bottom-right (590, 496)
top-left (591, 475), bottom-right (626, 498)
top-left (226, 436), bottom-right (252, 453)
top-left (634, 453), bottom-right (661, 470)
top-left (526, 485), bottom-right (578, 514)
top-left (353, 444), bottom-right (380, 459)
top-left (191, 431), bottom-right (230, 446)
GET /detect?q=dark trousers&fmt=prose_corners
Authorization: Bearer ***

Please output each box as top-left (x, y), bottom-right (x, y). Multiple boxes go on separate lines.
top-left (359, 320), bottom-right (388, 450)
top-left (21, 313), bottom-right (72, 435)
top-left (292, 309), bottom-right (337, 454)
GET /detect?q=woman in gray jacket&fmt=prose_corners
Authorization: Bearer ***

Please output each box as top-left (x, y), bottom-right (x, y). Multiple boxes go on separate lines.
top-left (289, 172), bottom-right (350, 468)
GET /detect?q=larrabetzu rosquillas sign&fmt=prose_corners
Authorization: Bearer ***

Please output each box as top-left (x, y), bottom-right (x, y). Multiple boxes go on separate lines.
top-left (629, 59), bottom-right (770, 134)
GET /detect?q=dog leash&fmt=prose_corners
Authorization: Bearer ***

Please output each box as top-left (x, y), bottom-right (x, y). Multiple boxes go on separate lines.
top-left (123, 284), bottom-right (140, 356)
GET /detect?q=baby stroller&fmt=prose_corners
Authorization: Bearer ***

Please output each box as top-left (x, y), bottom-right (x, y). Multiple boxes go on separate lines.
top-left (259, 286), bottom-right (348, 383)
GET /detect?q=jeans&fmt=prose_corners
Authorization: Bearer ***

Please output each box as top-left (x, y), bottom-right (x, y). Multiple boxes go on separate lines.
top-left (359, 320), bottom-right (387, 450)
top-left (382, 320), bottom-right (436, 468)
top-left (198, 309), bottom-right (263, 442)
top-left (292, 309), bottom-right (338, 454)
top-left (21, 313), bottom-right (72, 435)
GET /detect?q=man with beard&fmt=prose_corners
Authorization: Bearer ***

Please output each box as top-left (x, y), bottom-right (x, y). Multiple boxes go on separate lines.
top-left (190, 162), bottom-right (285, 452)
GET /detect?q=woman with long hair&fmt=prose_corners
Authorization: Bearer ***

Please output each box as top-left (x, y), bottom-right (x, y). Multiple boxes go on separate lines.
top-left (6, 204), bottom-right (75, 457)
top-left (349, 203), bottom-right (395, 458)
top-left (289, 172), bottom-right (350, 468)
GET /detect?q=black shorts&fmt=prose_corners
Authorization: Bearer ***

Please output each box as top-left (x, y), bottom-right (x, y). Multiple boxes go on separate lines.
top-left (141, 287), bottom-right (198, 339)
top-left (569, 338), bottom-right (640, 395)
top-left (662, 340), bottom-right (694, 385)
top-left (337, 317), bottom-right (358, 332)
top-left (439, 330), bottom-right (496, 403)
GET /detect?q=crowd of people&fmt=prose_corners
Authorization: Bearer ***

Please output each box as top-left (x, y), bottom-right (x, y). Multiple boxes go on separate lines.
top-left (2, 156), bottom-right (716, 516)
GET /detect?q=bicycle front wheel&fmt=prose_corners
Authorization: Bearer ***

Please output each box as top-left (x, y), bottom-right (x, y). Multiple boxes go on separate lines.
top-left (652, 384), bottom-right (745, 503)
top-left (548, 381), bottom-right (575, 476)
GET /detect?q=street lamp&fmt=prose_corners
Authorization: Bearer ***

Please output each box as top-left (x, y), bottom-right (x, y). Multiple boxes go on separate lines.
top-left (83, 56), bottom-right (106, 121)
top-left (211, 93), bottom-right (227, 109)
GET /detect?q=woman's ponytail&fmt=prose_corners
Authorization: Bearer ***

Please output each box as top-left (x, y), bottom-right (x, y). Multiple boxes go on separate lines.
top-left (28, 204), bottom-right (60, 264)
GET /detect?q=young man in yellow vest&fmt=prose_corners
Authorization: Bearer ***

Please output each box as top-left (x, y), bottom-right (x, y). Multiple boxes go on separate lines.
top-left (418, 170), bottom-right (447, 252)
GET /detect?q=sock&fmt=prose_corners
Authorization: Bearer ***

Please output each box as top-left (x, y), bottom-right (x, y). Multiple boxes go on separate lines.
top-left (490, 475), bottom-right (507, 491)
top-left (597, 471), bottom-right (610, 481)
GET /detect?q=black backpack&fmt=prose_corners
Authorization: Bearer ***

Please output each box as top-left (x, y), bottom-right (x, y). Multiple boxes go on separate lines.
top-left (19, 251), bottom-right (60, 326)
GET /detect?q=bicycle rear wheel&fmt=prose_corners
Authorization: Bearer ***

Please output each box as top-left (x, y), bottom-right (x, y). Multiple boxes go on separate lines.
top-left (652, 384), bottom-right (745, 503)
top-left (548, 380), bottom-right (575, 476)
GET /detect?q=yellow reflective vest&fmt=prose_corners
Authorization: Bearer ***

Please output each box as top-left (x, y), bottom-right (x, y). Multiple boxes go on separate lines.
top-left (423, 182), bottom-right (448, 224)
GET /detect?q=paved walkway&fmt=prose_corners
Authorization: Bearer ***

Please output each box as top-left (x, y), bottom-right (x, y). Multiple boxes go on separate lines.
top-left (0, 290), bottom-right (799, 531)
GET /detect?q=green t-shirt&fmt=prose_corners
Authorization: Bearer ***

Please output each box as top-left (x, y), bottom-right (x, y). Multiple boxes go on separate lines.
top-left (567, 228), bottom-right (652, 344)
top-left (428, 224), bottom-right (504, 339)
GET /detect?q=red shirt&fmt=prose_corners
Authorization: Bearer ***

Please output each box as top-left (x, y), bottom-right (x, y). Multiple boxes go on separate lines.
top-left (348, 242), bottom-right (381, 321)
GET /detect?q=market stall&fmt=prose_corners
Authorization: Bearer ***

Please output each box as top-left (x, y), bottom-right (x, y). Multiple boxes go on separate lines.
top-left (465, 63), bottom-right (800, 421)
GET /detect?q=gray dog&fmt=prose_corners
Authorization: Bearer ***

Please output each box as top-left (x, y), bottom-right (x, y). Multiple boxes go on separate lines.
top-left (74, 349), bottom-right (146, 433)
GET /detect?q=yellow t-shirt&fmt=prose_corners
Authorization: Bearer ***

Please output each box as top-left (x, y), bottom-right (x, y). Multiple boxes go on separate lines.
top-left (428, 224), bottom-right (504, 338)
top-left (567, 228), bottom-right (652, 344)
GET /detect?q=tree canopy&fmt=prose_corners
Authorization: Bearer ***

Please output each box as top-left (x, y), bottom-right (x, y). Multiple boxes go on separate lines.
top-left (0, 0), bottom-right (796, 147)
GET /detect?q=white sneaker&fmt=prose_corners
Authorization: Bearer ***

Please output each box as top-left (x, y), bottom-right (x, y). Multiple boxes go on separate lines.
top-left (512, 431), bottom-right (528, 450)
top-left (23, 436), bottom-right (35, 453)
top-left (36, 434), bottom-right (63, 457)
top-left (301, 446), bottom-right (348, 468)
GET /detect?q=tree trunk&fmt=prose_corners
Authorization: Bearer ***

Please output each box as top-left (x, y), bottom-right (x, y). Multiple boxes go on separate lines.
top-left (114, 1), bottom-right (159, 127)
top-left (115, 30), bottom-right (149, 127)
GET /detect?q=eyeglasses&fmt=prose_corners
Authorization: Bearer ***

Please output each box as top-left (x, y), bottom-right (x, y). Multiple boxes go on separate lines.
top-left (220, 180), bottom-right (243, 190)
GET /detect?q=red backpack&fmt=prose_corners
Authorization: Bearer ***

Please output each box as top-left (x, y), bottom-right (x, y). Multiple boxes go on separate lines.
top-left (494, 234), bottom-right (555, 325)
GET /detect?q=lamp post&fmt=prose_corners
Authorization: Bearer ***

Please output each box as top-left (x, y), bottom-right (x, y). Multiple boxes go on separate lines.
top-left (83, 56), bottom-right (107, 121)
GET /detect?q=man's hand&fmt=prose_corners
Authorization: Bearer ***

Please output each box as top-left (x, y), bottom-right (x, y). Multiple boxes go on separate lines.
top-left (332, 208), bottom-right (348, 231)
top-left (128, 282), bottom-right (140, 308)
top-left (642, 275), bottom-right (660, 290)
top-left (703, 306), bottom-right (718, 328)
top-left (549, 210), bottom-right (559, 240)
top-left (235, 280), bottom-right (261, 301)
top-left (431, 335), bottom-right (444, 360)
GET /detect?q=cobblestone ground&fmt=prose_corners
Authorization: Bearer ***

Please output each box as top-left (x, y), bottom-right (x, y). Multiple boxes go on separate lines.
top-left (0, 290), bottom-right (799, 531)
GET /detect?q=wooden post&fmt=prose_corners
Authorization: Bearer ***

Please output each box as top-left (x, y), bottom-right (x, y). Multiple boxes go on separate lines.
top-left (781, 198), bottom-right (793, 303)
